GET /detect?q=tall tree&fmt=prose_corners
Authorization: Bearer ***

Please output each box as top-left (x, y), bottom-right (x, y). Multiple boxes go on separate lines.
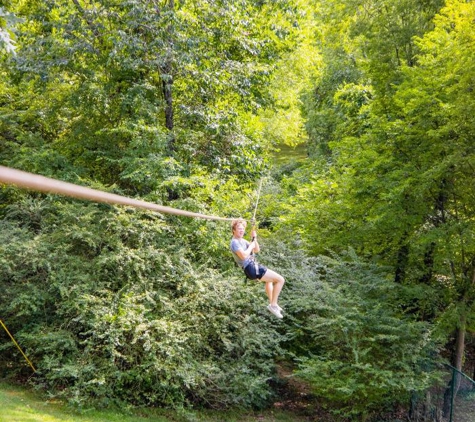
top-left (393, 0), bottom-right (475, 386)
top-left (280, 0), bottom-right (475, 379)
top-left (3, 0), bottom-right (305, 191)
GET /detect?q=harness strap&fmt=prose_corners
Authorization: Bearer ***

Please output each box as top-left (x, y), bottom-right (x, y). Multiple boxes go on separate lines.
top-left (254, 257), bottom-right (259, 275)
top-left (247, 254), bottom-right (260, 278)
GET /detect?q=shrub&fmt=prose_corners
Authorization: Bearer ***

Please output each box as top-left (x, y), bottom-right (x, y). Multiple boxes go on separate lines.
top-left (262, 244), bottom-right (443, 420)
top-left (0, 197), bottom-right (283, 409)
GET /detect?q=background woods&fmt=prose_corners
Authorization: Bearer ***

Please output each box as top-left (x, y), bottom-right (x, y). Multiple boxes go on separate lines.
top-left (1, 1), bottom-right (475, 421)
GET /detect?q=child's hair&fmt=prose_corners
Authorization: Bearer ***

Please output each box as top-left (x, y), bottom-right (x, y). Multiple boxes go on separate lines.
top-left (231, 218), bottom-right (247, 232)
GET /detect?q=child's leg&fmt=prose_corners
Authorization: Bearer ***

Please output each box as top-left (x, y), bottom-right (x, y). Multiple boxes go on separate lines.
top-left (261, 269), bottom-right (284, 306)
top-left (265, 281), bottom-right (273, 303)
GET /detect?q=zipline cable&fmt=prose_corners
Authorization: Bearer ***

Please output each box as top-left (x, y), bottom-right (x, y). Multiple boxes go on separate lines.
top-left (0, 319), bottom-right (36, 373)
top-left (0, 166), bottom-right (234, 221)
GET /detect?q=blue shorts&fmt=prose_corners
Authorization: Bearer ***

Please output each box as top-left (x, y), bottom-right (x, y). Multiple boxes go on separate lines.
top-left (244, 261), bottom-right (267, 280)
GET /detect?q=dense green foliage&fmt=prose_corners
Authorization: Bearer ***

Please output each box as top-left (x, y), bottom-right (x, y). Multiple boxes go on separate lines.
top-left (0, 193), bottom-right (284, 409)
top-left (285, 250), bottom-right (442, 419)
top-left (1, 0), bottom-right (475, 421)
top-left (0, 0), bottom-right (305, 411)
top-left (272, 0), bottom-right (475, 417)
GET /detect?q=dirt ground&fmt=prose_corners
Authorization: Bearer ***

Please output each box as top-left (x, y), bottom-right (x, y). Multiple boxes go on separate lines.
top-left (272, 365), bottom-right (475, 422)
top-left (272, 364), bottom-right (331, 421)
top-left (452, 395), bottom-right (475, 422)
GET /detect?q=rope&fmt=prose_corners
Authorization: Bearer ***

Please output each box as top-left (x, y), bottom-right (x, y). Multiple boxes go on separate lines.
top-left (248, 178), bottom-right (264, 277)
top-left (249, 177), bottom-right (264, 243)
top-left (0, 166), bottom-right (234, 221)
top-left (251, 178), bottom-right (263, 226)
top-left (0, 319), bottom-right (36, 373)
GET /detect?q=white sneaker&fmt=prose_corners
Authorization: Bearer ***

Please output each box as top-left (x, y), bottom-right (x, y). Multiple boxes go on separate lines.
top-left (267, 304), bottom-right (283, 319)
top-left (270, 304), bottom-right (283, 312)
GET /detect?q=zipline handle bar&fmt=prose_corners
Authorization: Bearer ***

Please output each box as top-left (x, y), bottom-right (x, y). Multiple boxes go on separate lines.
top-left (0, 166), bottom-right (234, 221)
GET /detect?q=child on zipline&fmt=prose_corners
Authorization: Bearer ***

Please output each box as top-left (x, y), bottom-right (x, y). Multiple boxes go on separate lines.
top-left (230, 218), bottom-right (285, 319)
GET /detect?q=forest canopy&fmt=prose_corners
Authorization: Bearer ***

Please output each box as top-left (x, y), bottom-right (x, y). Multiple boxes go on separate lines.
top-left (1, 0), bottom-right (475, 420)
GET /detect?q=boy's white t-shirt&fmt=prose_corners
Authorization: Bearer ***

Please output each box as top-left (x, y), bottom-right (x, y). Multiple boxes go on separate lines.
top-left (230, 237), bottom-right (252, 268)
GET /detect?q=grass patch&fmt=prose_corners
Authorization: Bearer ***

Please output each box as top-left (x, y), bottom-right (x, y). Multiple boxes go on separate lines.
top-left (0, 382), bottom-right (306, 422)
top-left (272, 143), bottom-right (308, 166)
top-left (0, 382), bottom-right (168, 422)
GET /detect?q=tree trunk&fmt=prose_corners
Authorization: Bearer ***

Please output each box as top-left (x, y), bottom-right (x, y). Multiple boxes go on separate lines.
top-left (443, 313), bottom-right (467, 418)
top-left (454, 314), bottom-right (466, 373)
top-left (162, 0), bottom-right (175, 153)
top-left (453, 314), bottom-right (466, 398)
top-left (419, 241), bottom-right (436, 284)
top-left (162, 66), bottom-right (174, 133)
top-left (394, 241), bottom-right (408, 283)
